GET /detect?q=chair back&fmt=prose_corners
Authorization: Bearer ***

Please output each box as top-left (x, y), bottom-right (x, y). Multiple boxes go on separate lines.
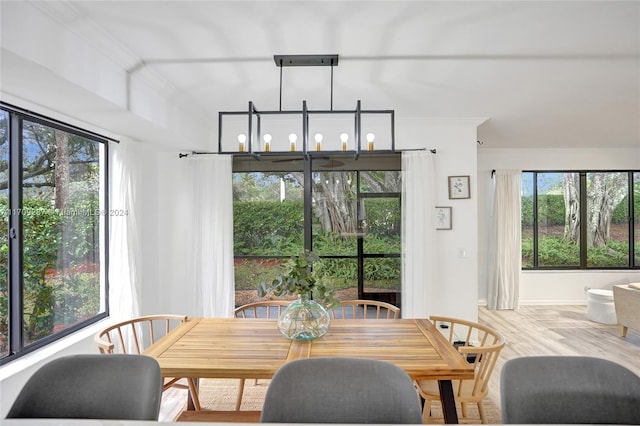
top-left (94, 314), bottom-right (187, 354)
top-left (234, 301), bottom-right (290, 319)
top-left (501, 356), bottom-right (640, 424)
top-left (260, 357), bottom-right (422, 423)
top-left (331, 299), bottom-right (400, 319)
top-left (430, 316), bottom-right (505, 399)
top-left (6, 354), bottom-right (162, 420)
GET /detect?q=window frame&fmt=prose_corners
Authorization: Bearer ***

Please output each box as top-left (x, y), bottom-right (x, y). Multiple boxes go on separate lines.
top-left (523, 169), bottom-right (638, 270)
top-left (232, 153), bottom-right (402, 306)
top-left (0, 102), bottom-right (111, 365)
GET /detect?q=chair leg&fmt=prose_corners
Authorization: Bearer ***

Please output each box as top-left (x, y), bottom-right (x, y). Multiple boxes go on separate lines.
top-left (477, 401), bottom-right (486, 424)
top-left (620, 325), bottom-right (628, 337)
top-left (421, 398), bottom-right (433, 423)
top-left (236, 379), bottom-right (246, 411)
top-left (187, 378), bottom-right (201, 411)
top-left (461, 401), bottom-right (468, 418)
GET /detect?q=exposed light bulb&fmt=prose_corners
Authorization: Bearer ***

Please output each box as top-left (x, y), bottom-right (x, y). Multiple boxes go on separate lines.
top-left (237, 133), bottom-right (247, 152)
top-left (340, 133), bottom-right (349, 151)
top-left (315, 133), bottom-right (323, 151)
top-left (289, 133), bottom-right (297, 151)
top-left (263, 133), bottom-right (272, 152)
top-left (366, 133), bottom-right (375, 151)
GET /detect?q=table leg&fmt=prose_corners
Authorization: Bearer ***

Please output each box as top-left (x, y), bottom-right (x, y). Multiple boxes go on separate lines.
top-left (438, 379), bottom-right (459, 424)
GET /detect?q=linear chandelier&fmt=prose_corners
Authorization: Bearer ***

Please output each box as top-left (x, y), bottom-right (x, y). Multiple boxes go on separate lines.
top-left (218, 54), bottom-right (395, 157)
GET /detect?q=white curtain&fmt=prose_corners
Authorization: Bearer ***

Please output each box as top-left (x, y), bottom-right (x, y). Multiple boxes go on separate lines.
top-left (108, 142), bottom-right (141, 352)
top-left (487, 169), bottom-right (522, 310)
top-left (401, 151), bottom-right (436, 318)
top-left (186, 155), bottom-right (235, 318)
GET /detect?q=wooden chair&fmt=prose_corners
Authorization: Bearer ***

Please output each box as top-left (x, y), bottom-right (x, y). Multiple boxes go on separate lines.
top-left (416, 316), bottom-right (505, 424)
top-left (330, 299), bottom-right (400, 319)
top-left (234, 300), bottom-right (290, 319)
top-left (233, 300), bottom-right (291, 410)
top-left (94, 314), bottom-right (201, 411)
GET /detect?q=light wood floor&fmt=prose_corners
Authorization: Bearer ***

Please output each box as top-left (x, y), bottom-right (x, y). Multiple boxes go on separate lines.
top-left (479, 305), bottom-right (640, 409)
top-left (159, 305), bottom-right (640, 422)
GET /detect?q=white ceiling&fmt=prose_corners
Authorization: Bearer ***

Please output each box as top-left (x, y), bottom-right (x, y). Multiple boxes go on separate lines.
top-left (5, 1), bottom-right (640, 149)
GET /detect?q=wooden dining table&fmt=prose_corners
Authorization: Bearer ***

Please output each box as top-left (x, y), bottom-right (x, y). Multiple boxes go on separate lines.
top-left (144, 317), bottom-right (474, 424)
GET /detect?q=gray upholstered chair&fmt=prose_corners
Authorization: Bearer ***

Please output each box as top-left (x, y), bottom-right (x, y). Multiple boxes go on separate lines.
top-left (260, 357), bottom-right (422, 423)
top-left (501, 356), bottom-right (640, 424)
top-left (94, 313), bottom-right (201, 410)
top-left (6, 354), bottom-right (163, 420)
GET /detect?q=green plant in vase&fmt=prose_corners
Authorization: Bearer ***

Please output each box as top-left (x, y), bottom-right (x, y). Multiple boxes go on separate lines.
top-left (258, 251), bottom-right (338, 340)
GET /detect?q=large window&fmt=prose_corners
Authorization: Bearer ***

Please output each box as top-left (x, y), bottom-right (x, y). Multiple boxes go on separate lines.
top-left (233, 154), bottom-right (401, 307)
top-left (1, 104), bottom-right (109, 364)
top-left (522, 171), bottom-right (639, 269)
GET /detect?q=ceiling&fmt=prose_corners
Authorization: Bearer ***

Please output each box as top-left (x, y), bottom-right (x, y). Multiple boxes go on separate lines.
top-left (4, 1), bottom-right (640, 149)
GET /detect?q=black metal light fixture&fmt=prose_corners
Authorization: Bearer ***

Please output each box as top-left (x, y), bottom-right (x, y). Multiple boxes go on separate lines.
top-left (218, 54), bottom-right (395, 157)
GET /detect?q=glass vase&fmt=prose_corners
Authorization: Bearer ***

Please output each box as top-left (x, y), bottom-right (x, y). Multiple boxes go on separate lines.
top-left (277, 293), bottom-right (330, 340)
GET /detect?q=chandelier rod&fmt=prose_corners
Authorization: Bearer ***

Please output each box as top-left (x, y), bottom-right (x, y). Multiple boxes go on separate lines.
top-left (279, 58), bottom-right (283, 112)
top-left (330, 59), bottom-right (334, 111)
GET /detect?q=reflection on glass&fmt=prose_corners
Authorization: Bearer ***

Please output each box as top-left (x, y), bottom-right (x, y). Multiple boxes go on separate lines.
top-left (586, 172), bottom-right (629, 267)
top-left (317, 258), bottom-right (357, 302)
top-left (537, 172), bottom-right (580, 267)
top-left (311, 171), bottom-right (357, 256)
top-left (0, 110), bottom-right (8, 357)
top-left (362, 198), bottom-right (400, 254)
top-left (232, 172), bottom-right (304, 256)
top-left (21, 121), bottom-right (102, 347)
top-left (363, 258), bottom-right (400, 294)
top-left (521, 172), bottom-right (534, 268)
top-left (360, 171), bottom-right (401, 193)
top-left (635, 173), bottom-right (640, 267)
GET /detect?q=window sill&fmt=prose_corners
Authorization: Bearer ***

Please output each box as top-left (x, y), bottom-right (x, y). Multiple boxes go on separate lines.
top-left (0, 319), bottom-right (109, 382)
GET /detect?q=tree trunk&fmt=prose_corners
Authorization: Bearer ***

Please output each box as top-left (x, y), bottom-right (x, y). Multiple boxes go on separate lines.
top-left (311, 172), bottom-right (357, 236)
top-left (54, 129), bottom-right (69, 210)
top-left (587, 173), bottom-right (627, 248)
top-left (563, 173), bottom-right (580, 243)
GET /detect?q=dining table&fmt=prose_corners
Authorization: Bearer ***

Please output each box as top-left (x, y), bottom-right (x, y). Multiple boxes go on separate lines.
top-left (143, 317), bottom-right (474, 424)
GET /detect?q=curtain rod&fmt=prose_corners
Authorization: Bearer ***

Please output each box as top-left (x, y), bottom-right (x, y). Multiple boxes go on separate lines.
top-left (179, 148), bottom-right (436, 158)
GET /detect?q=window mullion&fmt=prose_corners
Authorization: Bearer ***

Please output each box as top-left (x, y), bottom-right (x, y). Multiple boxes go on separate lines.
top-left (8, 112), bottom-right (24, 354)
top-left (628, 171), bottom-right (635, 267)
top-left (304, 157), bottom-right (312, 252)
top-left (579, 172), bottom-right (587, 268)
top-left (532, 172), bottom-right (539, 268)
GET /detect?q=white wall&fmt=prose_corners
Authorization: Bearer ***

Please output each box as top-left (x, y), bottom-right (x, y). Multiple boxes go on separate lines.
top-left (139, 118), bottom-right (483, 323)
top-left (478, 148), bottom-right (640, 305)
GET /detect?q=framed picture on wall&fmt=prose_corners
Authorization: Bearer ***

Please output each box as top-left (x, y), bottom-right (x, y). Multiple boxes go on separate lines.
top-left (448, 175), bottom-right (470, 199)
top-left (435, 206), bottom-right (452, 230)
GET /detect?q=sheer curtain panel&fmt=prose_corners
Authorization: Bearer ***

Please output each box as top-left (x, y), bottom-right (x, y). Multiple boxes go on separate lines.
top-left (186, 155), bottom-right (235, 318)
top-left (487, 169), bottom-right (522, 310)
top-left (109, 141), bottom-right (141, 350)
top-left (401, 151), bottom-right (436, 318)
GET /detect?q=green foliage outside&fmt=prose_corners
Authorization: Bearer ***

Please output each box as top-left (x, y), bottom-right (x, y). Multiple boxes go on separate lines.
top-left (233, 198), bottom-right (401, 292)
top-left (522, 191), bottom-right (637, 268)
top-left (0, 196), bottom-right (100, 353)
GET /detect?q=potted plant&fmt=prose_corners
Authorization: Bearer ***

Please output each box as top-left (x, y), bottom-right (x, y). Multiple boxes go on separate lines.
top-left (258, 251), bottom-right (338, 340)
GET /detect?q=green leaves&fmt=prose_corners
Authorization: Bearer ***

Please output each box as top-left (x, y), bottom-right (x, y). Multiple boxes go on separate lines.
top-left (257, 251), bottom-right (339, 308)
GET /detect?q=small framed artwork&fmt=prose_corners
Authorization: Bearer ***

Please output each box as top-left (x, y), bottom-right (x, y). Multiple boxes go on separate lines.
top-left (435, 206), bottom-right (452, 230)
top-left (448, 175), bottom-right (471, 199)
